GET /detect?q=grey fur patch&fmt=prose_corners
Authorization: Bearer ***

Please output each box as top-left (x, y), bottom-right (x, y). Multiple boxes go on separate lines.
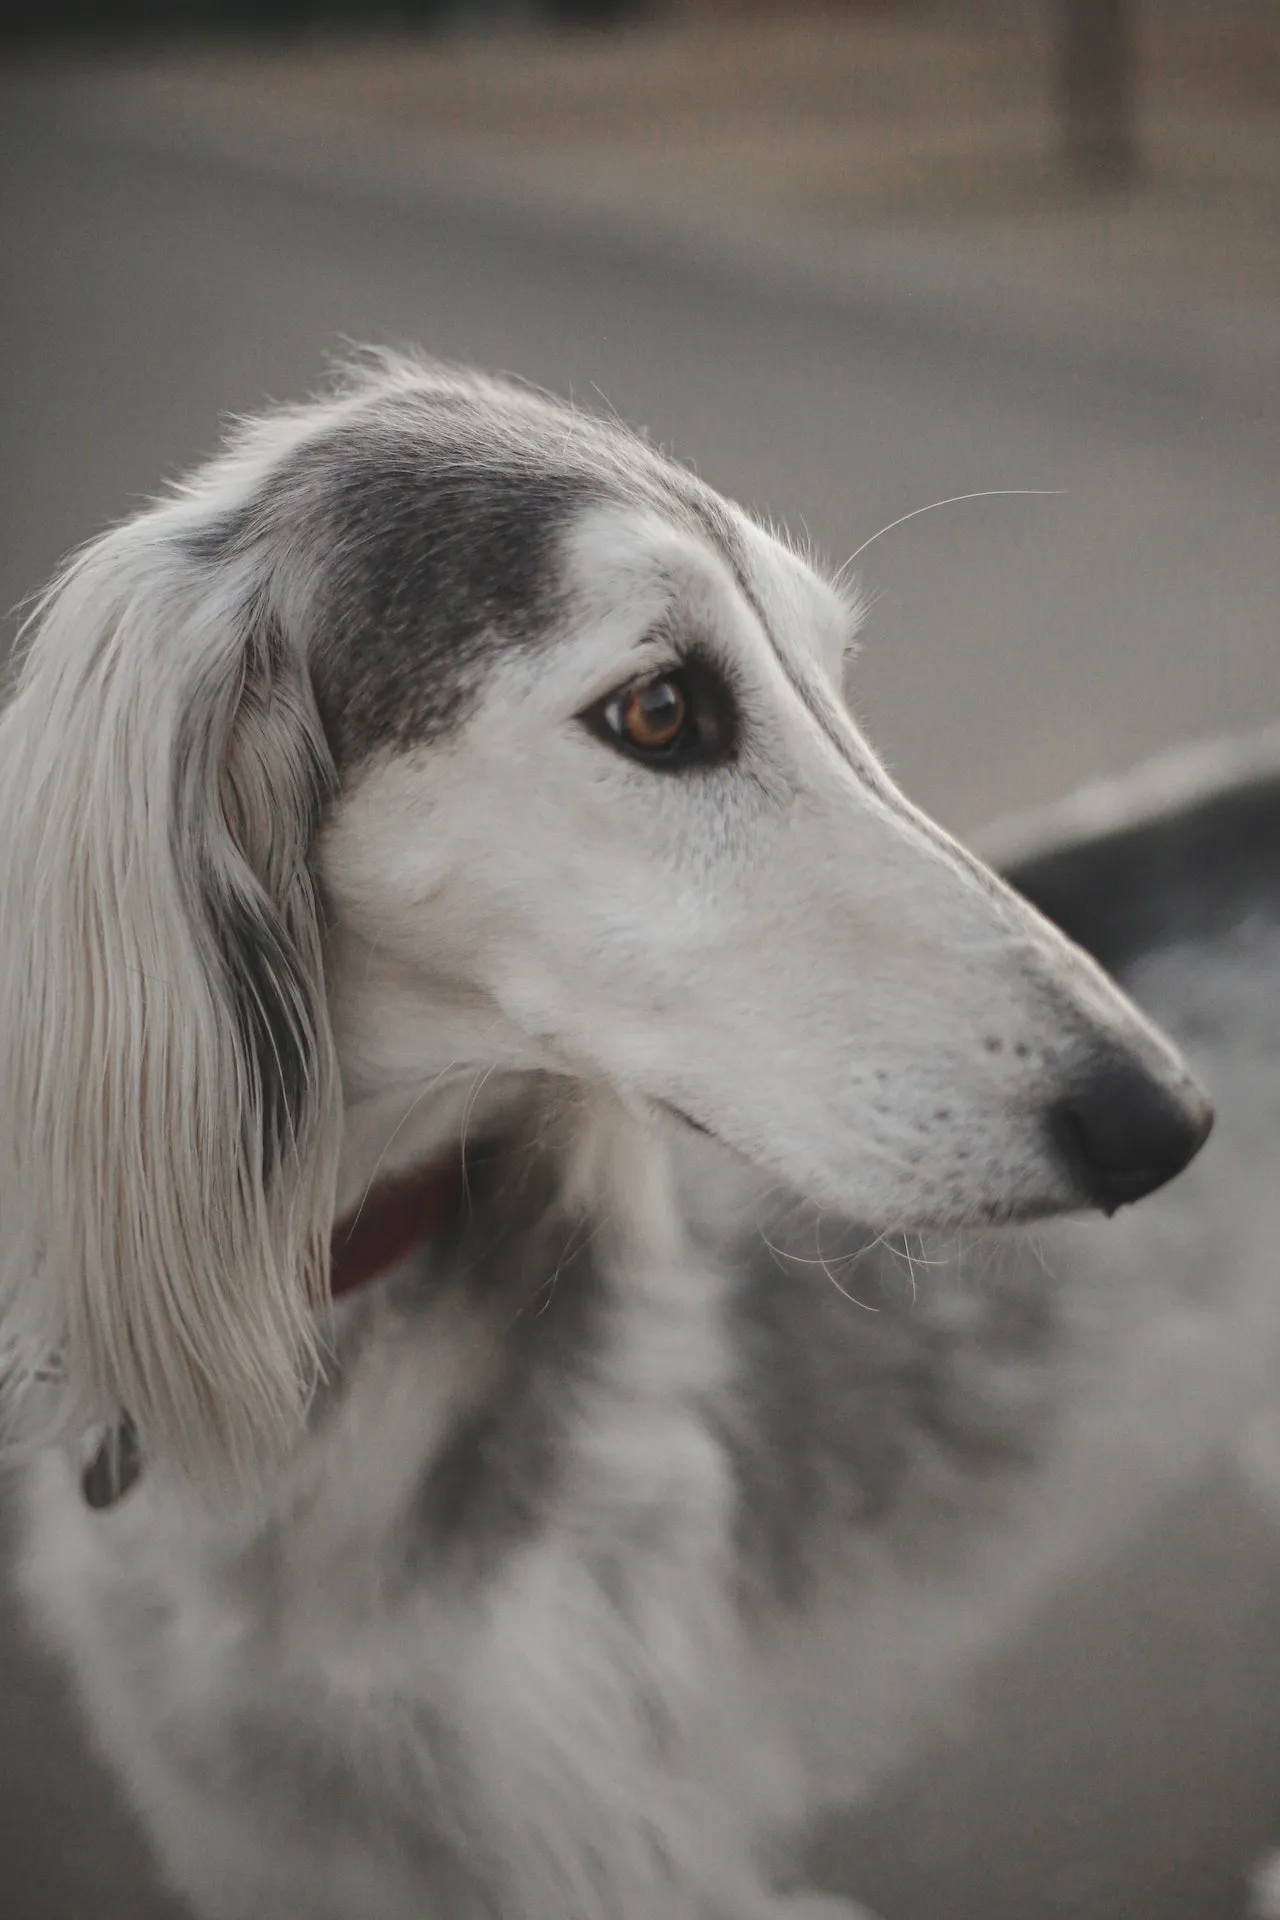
top-left (172, 611), bottom-right (335, 1181)
top-left (303, 430), bottom-right (601, 769)
top-left (709, 1204), bottom-right (1060, 1610)
top-left (186, 367), bottom-right (751, 774)
top-left (379, 1126), bottom-right (1058, 1614)
top-left (401, 1134), bottom-right (610, 1586)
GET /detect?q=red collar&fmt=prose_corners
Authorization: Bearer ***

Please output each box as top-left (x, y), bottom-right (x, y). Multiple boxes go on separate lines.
top-left (329, 1156), bottom-right (467, 1299)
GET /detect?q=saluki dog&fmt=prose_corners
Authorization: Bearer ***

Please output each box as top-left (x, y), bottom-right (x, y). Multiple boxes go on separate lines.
top-left (1, 355), bottom-right (1241, 1919)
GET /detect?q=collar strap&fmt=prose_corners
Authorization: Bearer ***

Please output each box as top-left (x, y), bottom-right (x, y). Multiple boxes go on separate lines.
top-left (329, 1156), bottom-right (467, 1299)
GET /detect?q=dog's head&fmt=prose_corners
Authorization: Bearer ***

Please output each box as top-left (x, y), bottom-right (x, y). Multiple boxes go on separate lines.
top-left (0, 354), bottom-right (1211, 1477)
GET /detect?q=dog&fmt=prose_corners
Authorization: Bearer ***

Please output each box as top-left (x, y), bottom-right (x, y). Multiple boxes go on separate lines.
top-left (0, 354), bottom-right (1226, 1920)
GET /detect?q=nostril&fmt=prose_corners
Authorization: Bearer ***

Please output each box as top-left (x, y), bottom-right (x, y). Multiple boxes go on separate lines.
top-left (1050, 1057), bottom-right (1214, 1213)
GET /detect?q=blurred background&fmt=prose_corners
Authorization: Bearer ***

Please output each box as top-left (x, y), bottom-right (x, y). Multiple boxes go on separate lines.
top-left (1, 3), bottom-right (1279, 1916)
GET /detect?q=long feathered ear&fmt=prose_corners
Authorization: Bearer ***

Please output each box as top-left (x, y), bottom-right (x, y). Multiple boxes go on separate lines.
top-left (0, 515), bottom-right (341, 1486)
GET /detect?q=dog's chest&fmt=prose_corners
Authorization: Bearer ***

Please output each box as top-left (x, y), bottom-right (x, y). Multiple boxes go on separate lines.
top-left (26, 1244), bottom-right (772, 1884)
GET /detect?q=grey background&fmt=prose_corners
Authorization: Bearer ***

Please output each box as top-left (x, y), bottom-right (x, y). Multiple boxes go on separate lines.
top-left (2, 75), bottom-right (1279, 1920)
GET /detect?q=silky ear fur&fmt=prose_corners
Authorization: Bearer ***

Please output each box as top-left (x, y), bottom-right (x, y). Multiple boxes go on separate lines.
top-left (0, 517), bottom-right (341, 1486)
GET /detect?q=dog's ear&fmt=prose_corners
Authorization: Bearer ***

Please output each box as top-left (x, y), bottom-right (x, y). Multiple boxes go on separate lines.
top-left (0, 519), bottom-right (341, 1485)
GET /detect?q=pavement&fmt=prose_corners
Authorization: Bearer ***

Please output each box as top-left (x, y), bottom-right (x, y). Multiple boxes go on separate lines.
top-left (1, 12), bottom-right (1280, 1915)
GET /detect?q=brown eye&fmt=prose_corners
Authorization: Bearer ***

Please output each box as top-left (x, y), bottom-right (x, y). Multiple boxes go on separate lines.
top-left (582, 659), bottom-right (737, 770)
top-left (620, 676), bottom-right (686, 752)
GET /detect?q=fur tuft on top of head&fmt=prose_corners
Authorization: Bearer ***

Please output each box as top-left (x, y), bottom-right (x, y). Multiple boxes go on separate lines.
top-left (0, 491), bottom-right (342, 1489)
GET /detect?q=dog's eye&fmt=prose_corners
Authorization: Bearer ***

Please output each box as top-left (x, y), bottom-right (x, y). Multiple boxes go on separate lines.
top-left (619, 677), bottom-right (686, 752)
top-left (584, 665), bottom-right (734, 769)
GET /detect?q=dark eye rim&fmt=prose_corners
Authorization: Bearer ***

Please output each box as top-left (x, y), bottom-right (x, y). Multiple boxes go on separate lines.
top-left (579, 657), bottom-right (738, 771)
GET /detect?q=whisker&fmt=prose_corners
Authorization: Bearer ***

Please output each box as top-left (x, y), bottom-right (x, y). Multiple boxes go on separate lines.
top-left (760, 1221), bottom-right (882, 1313)
top-left (341, 1062), bottom-right (470, 1243)
top-left (458, 1064), bottom-right (500, 1213)
top-left (836, 489), bottom-right (1066, 578)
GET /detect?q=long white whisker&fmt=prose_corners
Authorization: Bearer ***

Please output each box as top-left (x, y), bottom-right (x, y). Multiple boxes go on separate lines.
top-left (760, 1222), bottom-right (882, 1312)
top-left (458, 1064), bottom-right (500, 1212)
top-left (838, 489), bottom-right (1066, 575)
top-left (343, 1062), bottom-right (470, 1240)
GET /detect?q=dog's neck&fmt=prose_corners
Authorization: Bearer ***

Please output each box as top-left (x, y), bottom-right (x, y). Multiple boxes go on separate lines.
top-left (334, 1070), bottom-right (520, 1218)
top-left (328, 932), bottom-right (695, 1287)
top-left (334, 1069), bottom-right (689, 1295)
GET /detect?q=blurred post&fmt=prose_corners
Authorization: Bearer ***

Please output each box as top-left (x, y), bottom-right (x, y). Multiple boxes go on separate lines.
top-left (540, 0), bottom-right (639, 22)
top-left (1059, 0), bottom-right (1138, 186)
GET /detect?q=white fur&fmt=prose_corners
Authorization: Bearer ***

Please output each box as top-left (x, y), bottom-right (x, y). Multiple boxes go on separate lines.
top-left (0, 477), bottom-right (341, 1487)
top-left (0, 358), bottom-right (1220, 1918)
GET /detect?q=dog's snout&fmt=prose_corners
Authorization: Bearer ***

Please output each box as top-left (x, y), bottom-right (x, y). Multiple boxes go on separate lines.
top-left (1049, 1055), bottom-right (1214, 1214)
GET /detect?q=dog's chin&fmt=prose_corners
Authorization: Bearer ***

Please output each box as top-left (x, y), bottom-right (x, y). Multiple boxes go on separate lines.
top-left (646, 1096), bottom-right (1105, 1236)
top-left (796, 1191), bottom-right (1082, 1240)
top-left (847, 1171), bottom-right (1107, 1235)
top-left (904, 1189), bottom-right (1080, 1234)
top-left (652, 1102), bottom-right (1061, 1231)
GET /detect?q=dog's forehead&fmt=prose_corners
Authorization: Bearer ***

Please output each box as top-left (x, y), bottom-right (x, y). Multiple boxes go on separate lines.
top-left (300, 384), bottom-right (750, 768)
top-left (733, 515), bottom-right (853, 669)
top-left (557, 494), bottom-right (845, 671)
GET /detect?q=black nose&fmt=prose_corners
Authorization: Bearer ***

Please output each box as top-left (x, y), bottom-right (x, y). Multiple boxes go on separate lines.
top-left (1050, 1056), bottom-right (1214, 1213)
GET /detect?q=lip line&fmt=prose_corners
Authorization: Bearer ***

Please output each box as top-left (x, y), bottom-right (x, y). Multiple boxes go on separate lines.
top-left (649, 1105), bottom-right (1089, 1232)
top-left (651, 1097), bottom-right (718, 1142)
